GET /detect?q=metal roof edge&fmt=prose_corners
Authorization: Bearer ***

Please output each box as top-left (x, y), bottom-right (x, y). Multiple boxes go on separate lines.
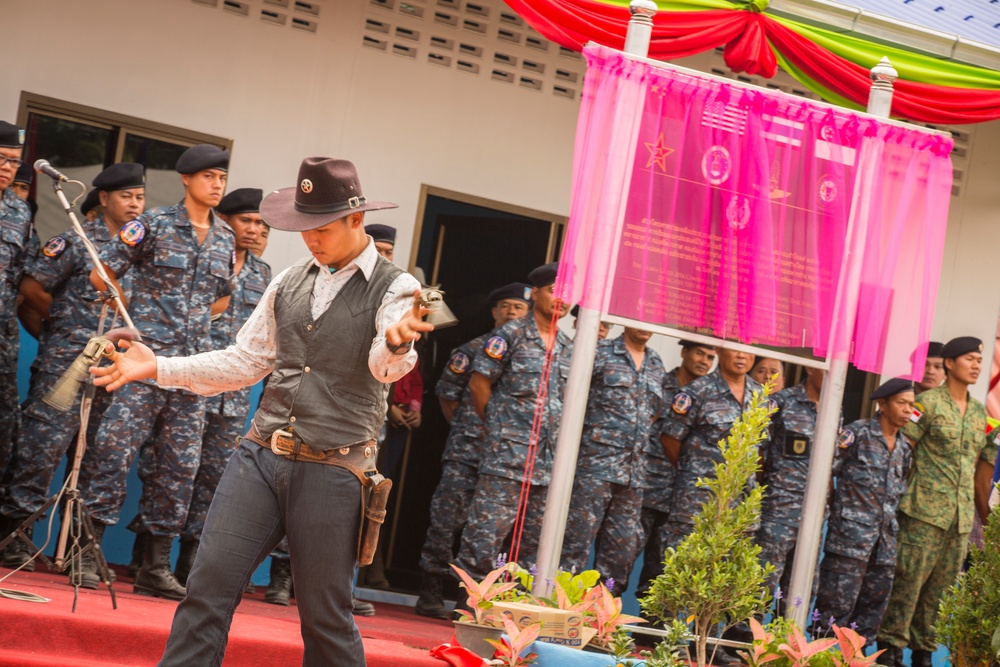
top-left (766, 0), bottom-right (1000, 70)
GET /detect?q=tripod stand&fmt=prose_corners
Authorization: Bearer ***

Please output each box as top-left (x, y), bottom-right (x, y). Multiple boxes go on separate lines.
top-left (0, 173), bottom-right (140, 611)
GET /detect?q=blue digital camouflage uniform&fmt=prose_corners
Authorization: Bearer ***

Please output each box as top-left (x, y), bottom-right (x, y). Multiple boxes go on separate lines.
top-left (181, 253), bottom-right (270, 542)
top-left (757, 383), bottom-right (827, 606)
top-left (78, 202), bottom-right (234, 536)
top-left (637, 367), bottom-right (681, 597)
top-left (1, 217), bottom-right (127, 521)
top-left (659, 370), bottom-right (764, 549)
top-left (561, 337), bottom-right (665, 596)
top-left (418, 333), bottom-right (490, 576)
top-left (454, 315), bottom-right (572, 579)
top-left (0, 188), bottom-right (34, 477)
top-left (812, 418), bottom-right (912, 639)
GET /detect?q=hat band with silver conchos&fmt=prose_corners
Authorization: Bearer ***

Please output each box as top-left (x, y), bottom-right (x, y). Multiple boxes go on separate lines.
top-left (294, 196), bottom-right (368, 215)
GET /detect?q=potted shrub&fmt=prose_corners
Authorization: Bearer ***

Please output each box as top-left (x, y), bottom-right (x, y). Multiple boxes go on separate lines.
top-left (640, 390), bottom-right (775, 667)
top-left (451, 562), bottom-right (521, 658)
top-left (936, 500), bottom-right (1000, 667)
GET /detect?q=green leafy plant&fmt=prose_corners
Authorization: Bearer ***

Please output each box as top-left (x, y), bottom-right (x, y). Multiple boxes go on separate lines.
top-left (640, 389), bottom-right (776, 667)
top-left (484, 616), bottom-right (541, 666)
top-left (639, 618), bottom-right (694, 667)
top-left (936, 494), bottom-right (1000, 667)
top-left (451, 563), bottom-right (520, 625)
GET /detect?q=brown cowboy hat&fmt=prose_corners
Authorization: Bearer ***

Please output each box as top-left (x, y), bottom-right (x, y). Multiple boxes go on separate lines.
top-left (260, 157), bottom-right (397, 231)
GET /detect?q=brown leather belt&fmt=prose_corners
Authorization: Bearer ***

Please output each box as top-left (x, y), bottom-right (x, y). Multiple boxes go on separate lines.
top-left (245, 422), bottom-right (378, 472)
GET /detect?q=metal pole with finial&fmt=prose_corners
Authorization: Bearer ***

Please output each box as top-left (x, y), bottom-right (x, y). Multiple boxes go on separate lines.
top-left (784, 57), bottom-right (898, 629)
top-left (531, 0), bottom-right (659, 598)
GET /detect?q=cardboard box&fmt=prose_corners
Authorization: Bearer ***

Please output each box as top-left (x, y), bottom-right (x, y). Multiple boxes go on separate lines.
top-left (487, 601), bottom-right (597, 649)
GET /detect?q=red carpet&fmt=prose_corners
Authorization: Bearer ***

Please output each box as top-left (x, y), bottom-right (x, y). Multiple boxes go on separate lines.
top-left (0, 566), bottom-right (453, 666)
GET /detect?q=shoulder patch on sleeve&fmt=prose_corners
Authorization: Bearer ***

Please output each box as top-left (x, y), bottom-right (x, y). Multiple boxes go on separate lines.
top-left (837, 429), bottom-right (855, 449)
top-left (910, 402), bottom-right (924, 423)
top-left (42, 236), bottom-right (67, 258)
top-left (448, 351), bottom-right (470, 374)
top-left (671, 392), bottom-right (693, 415)
top-left (484, 335), bottom-right (508, 360)
top-left (119, 219), bottom-right (146, 246)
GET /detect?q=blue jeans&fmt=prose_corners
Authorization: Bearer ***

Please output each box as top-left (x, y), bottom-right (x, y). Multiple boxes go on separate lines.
top-left (158, 440), bottom-right (365, 667)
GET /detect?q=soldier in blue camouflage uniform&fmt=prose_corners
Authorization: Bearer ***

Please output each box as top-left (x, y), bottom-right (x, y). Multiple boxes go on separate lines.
top-left (658, 348), bottom-right (763, 551)
top-left (757, 366), bottom-right (827, 609)
top-left (812, 378), bottom-right (914, 641)
top-left (414, 282), bottom-right (531, 618)
top-left (637, 340), bottom-right (715, 600)
top-left (0, 122), bottom-right (34, 486)
top-left (80, 144), bottom-right (234, 599)
top-left (454, 263), bottom-right (572, 581)
top-left (173, 188), bottom-right (271, 586)
top-left (1, 164), bottom-right (146, 578)
top-left (561, 327), bottom-right (665, 596)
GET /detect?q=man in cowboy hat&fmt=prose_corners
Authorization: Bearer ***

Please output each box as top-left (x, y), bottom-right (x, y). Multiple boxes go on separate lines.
top-left (91, 157), bottom-right (431, 667)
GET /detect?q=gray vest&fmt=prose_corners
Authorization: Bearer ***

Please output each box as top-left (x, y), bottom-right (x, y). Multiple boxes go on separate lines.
top-left (253, 257), bottom-right (403, 450)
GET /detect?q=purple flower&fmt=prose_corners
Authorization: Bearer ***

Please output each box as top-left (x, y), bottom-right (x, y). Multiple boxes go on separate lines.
top-left (811, 609), bottom-right (821, 623)
top-left (495, 553), bottom-right (507, 569)
top-left (850, 622), bottom-right (858, 631)
top-left (529, 564), bottom-right (538, 577)
top-left (774, 586), bottom-right (783, 601)
top-left (794, 596), bottom-right (803, 609)
top-left (828, 616), bottom-right (837, 627)
top-left (606, 578), bottom-right (616, 591)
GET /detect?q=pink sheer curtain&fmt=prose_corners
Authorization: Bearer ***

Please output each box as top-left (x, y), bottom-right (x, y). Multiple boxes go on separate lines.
top-left (556, 44), bottom-right (953, 378)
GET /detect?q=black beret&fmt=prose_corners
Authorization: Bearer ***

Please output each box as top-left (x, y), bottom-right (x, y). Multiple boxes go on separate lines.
top-left (528, 262), bottom-right (558, 287)
top-left (93, 163), bottom-right (145, 192)
top-left (871, 378), bottom-right (914, 400)
top-left (13, 161), bottom-right (32, 185)
top-left (489, 282), bottom-right (532, 306)
top-left (926, 341), bottom-right (944, 358)
top-left (0, 121), bottom-right (24, 149)
top-left (941, 336), bottom-right (983, 359)
top-left (678, 339), bottom-right (712, 349)
top-left (81, 188), bottom-right (101, 215)
top-left (365, 223), bottom-right (396, 245)
top-left (175, 144), bottom-right (229, 174)
top-left (216, 188), bottom-right (263, 215)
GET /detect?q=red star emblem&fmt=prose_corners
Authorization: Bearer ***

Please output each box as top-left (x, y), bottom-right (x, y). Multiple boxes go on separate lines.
top-left (644, 133), bottom-right (674, 172)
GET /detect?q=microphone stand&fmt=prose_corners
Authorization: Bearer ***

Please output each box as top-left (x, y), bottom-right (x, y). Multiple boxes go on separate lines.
top-left (0, 176), bottom-right (140, 611)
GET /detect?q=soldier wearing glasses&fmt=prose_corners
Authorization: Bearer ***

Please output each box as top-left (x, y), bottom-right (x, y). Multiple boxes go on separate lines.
top-left (0, 121), bottom-right (34, 481)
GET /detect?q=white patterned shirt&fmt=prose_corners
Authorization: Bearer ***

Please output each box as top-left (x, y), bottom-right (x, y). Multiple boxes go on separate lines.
top-left (156, 238), bottom-right (420, 395)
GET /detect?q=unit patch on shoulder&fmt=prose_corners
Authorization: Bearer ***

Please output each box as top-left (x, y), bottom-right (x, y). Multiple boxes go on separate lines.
top-left (448, 351), bottom-right (470, 374)
top-left (910, 402), bottom-right (924, 423)
top-left (837, 429), bottom-right (855, 449)
top-left (671, 392), bottom-right (692, 415)
top-left (484, 336), bottom-right (508, 360)
top-left (42, 236), bottom-right (66, 258)
top-left (119, 219), bottom-right (146, 246)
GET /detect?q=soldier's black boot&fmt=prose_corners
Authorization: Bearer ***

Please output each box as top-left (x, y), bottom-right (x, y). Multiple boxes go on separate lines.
top-left (128, 531), bottom-right (150, 578)
top-left (414, 572), bottom-right (450, 619)
top-left (352, 597), bottom-right (376, 616)
top-left (2, 522), bottom-right (35, 572)
top-left (875, 642), bottom-right (902, 667)
top-left (264, 557), bottom-right (292, 606)
top-left (173, 538), bottom-right (198, 587)
top-left (71, 523), bottom-right (106, 590)
top-left (911, 649), bottom-right (933, 667)
top-left (133, 535), bottom-right (186, 600)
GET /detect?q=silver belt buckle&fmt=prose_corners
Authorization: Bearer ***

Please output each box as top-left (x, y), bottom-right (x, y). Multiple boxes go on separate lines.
top-left (271, 429), bottom-right (293, 456)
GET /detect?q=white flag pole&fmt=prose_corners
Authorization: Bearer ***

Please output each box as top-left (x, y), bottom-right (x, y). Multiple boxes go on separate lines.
top-left (532, 0), bottom-right (659, 597)
top-left (784, 57), bottom-right (898, 628)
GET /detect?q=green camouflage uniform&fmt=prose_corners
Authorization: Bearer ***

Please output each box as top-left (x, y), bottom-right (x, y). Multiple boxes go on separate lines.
top-left (878, 385), bottom-right (998, 651)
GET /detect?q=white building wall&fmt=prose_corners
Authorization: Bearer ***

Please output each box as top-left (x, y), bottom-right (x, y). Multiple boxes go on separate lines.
top-left (3, 0), bottom-right (999, 393)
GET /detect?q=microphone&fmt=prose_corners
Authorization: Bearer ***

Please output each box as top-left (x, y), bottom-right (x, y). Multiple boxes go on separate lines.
top-left (34, 159), bottom-right (69, 182)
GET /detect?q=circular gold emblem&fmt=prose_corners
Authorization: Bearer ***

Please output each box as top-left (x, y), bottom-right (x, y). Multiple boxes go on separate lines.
top-left (300, 179), bottom-right (313, 194)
